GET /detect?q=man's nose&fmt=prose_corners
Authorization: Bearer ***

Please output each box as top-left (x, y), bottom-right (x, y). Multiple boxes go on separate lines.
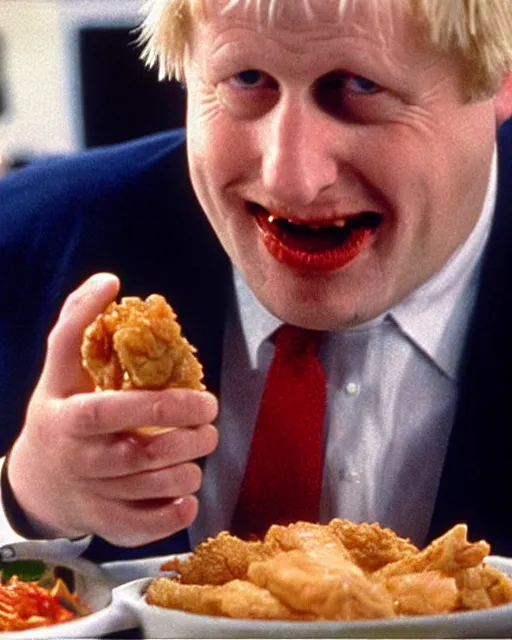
top-left (260, 98), bottom-right (338, 206)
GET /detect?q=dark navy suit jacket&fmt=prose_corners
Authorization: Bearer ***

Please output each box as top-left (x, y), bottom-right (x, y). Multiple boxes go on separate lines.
top-left (0, 123), bottom-right (511, 561)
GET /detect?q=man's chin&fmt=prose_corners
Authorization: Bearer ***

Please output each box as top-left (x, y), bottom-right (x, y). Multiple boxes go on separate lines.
top-left (256, 294), bottom-right (367, 331)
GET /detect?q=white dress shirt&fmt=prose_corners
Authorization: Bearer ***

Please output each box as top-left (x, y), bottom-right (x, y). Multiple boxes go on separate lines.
top-left (0, 151), bottom-right (497, 555)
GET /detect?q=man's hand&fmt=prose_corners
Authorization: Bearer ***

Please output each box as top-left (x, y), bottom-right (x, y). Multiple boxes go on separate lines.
top-left (6, 273), bottom-right (219, 547)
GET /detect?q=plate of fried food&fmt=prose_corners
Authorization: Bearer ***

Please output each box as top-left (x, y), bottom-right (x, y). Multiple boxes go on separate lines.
top-left (0, 554), bottom-right (121, 639)
top-left (113, 519), bottom-right (512, 638)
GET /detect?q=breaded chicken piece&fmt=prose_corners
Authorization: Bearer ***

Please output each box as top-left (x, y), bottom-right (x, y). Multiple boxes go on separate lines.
top-left (455, 565), bottom-right (494, 610)
top-left (482, 563), bottom-right (512, 607)
top-left (164, 523), bottom-right (350, 587)
top-left (248, 547), bottom-right (395, 620)
top-left (455, 563), bottom-right (512, 610)
top-left (81, 294), bottom-right (204, 391)
top-left (263, 521), bottom-right (351, 557)
top-left (161, 532), bottom-right (273, 585)
top-left (328, 518), bottom-right (418, 572)
top-left (145, 577), bottom-right (310, 620)
top-left (382, 571), bottom-right (459, 615)
top-left (374, 524), bottom-right (490, 580)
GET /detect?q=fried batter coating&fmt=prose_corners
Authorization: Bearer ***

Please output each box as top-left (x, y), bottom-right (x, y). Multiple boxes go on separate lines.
top-left (455, 563), bottom-right (512, 610)
top-left (165, 522), bottom-right (351, 587)
top-left (482, 563), bottom-right (512, 607)
top-left (382, 571), bottom-right (459, 616)
top-left (248, 547), bottom-right (395, 620)
top-left (146, 577), bottom-right (309, 620)
top-left (263, 521), bottom-right (351, 558)
top-left (374, 524), bottom-right (490, 580)
top-left (161, 532), bottom-right (272, 585)
top-left (81, 294), bottom-right (204, 391)
top-left (328, 518), bottom-right (418, 572)
top-left (455, 565), bottom-right (494, 610)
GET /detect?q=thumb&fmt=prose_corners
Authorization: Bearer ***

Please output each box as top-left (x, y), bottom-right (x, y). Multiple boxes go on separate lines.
top-left (40, 273), bottom-right (120, 397)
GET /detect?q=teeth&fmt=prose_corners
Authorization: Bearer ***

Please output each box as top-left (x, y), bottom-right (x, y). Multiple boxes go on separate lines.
top-left (267, 214), bottom-right (348, 229)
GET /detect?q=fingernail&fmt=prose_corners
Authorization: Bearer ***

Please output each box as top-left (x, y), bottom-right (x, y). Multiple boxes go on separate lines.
top-left (88, 272), bottom-right (118, 290)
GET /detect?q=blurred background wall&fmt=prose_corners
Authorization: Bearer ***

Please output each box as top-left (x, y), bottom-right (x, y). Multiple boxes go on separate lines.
top-left (0, 0), bottom-right (186, 169)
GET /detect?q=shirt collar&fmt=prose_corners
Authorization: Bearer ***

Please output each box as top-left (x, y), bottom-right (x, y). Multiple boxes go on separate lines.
top-left (234, 148), bottom-right (496, 379)
top-left (389, 147), bottom-right (497, 380)
top-left (233, 269), bottom-right (282, 369)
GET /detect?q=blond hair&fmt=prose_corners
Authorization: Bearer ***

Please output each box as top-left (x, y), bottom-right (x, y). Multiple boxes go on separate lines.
top-left (139, 0), bottom-right (512, 99)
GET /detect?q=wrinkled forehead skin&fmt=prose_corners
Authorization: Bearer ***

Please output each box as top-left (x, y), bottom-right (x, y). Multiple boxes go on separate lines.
top-left (190, 0), bottom-right (418, 65)
top-left (188, 0), bottom-right (421, 84)
top-left (197, 0), bottom-right (409, 30)
top-left (190, 0), bottom-right (419, 62)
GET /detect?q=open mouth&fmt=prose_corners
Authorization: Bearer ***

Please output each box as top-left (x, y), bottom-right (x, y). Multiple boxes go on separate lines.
top-left (248, 202), bottom-right (381, 272)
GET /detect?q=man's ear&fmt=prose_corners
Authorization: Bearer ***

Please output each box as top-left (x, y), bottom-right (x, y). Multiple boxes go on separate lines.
top-left (495, 72), bottom-right (512, 125)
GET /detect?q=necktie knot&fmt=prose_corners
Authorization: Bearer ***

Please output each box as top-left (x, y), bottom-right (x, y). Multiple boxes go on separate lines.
top-left (275, 324), bottom-right (323, 357)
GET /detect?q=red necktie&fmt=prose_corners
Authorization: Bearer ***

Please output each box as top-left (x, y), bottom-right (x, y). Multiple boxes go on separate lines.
top-left (231, 325), bottom-right (326, 539)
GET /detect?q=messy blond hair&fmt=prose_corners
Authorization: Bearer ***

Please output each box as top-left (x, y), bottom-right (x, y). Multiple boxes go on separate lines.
top-left (139, 0), bottom-right (512, 99)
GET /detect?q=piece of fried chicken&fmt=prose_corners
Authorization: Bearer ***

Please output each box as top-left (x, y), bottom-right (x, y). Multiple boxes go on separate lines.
top-left (382, 571), bottom-right (459, 615)
top-left (263, 520), bottom-right (352, 557)
top-left (248, 547), bottom-right (395, 620)
top-left (146, 577), bottom-right (311, 620)
top-left (161, 532), bottom-right (272, 585)
top-left (454, 562), bottom-right (512, 610)
top-left (165, 522), bottom-right (352, 586)
top-left (81, 294), bottom-right (204, 391)
top-left (328, 518), bottom-right (419, 572)
top-left (374, 524), bottom-right (490, 580)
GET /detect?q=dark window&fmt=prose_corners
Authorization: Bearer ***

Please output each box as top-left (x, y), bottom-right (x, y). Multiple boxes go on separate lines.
top-left (79, 27), bottom-right (186, 147)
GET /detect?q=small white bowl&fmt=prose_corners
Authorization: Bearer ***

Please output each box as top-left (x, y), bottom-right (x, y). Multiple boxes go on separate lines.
top-left (0, 555), bottom-right (115, 639)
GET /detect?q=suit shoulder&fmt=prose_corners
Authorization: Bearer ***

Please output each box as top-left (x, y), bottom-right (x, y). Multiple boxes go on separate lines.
top-left (0, 130), bottom-right (188, 238)
top-left (9, 128), bottom-right (186, 193)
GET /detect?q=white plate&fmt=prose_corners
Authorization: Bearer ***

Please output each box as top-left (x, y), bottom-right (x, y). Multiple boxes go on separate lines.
top-left (118, 555), bottom-right (512, 639)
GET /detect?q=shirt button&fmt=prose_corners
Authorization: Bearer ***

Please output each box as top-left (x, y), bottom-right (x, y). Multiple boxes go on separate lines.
top-left (345, 381), bottom-right (360, 396)
top-left (339, 469), bottom-right (361, 483)
top-left (347, 470), bottom-right (361, 483)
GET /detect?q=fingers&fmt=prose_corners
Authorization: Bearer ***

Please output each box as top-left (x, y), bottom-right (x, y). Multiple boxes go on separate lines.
top-left (87, 462), bottom-right (203, 501)
top-left (8, 416), bottom-right (218, 541)
top-left (86, 495), bottom-right (199, 548)
top-left (41, 273), bottom-right (120, 396)
top-left (59, 388), bottom-right (219, 437)
top-left (75, 423), bottom-right (219, 479)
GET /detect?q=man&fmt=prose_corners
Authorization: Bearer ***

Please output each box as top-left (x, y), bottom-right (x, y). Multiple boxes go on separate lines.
top-left (0, 0), bottom-right (512, 562)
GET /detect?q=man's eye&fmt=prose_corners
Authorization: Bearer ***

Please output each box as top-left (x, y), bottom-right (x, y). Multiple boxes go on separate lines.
top-left (320, 72), bottom-right (380, 95)
top-left (315, 72), bottom-right (386, 122)
top-left (218, 69), bottom-right (279, 118)
top-left (229, 70), bottom-right (274, 89)
top-left (346, 75), bottom-right (380, 94)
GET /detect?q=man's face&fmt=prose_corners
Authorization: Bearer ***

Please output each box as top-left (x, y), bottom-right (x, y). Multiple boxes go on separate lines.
top-left (184, 0), bottom-right (498, 329)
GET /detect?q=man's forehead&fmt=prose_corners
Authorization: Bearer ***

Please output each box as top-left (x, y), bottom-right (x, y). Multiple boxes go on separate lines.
top-left (200, 0), bottom-right (405, 27)
top-left (195, 0), bottom-right (412, 51)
